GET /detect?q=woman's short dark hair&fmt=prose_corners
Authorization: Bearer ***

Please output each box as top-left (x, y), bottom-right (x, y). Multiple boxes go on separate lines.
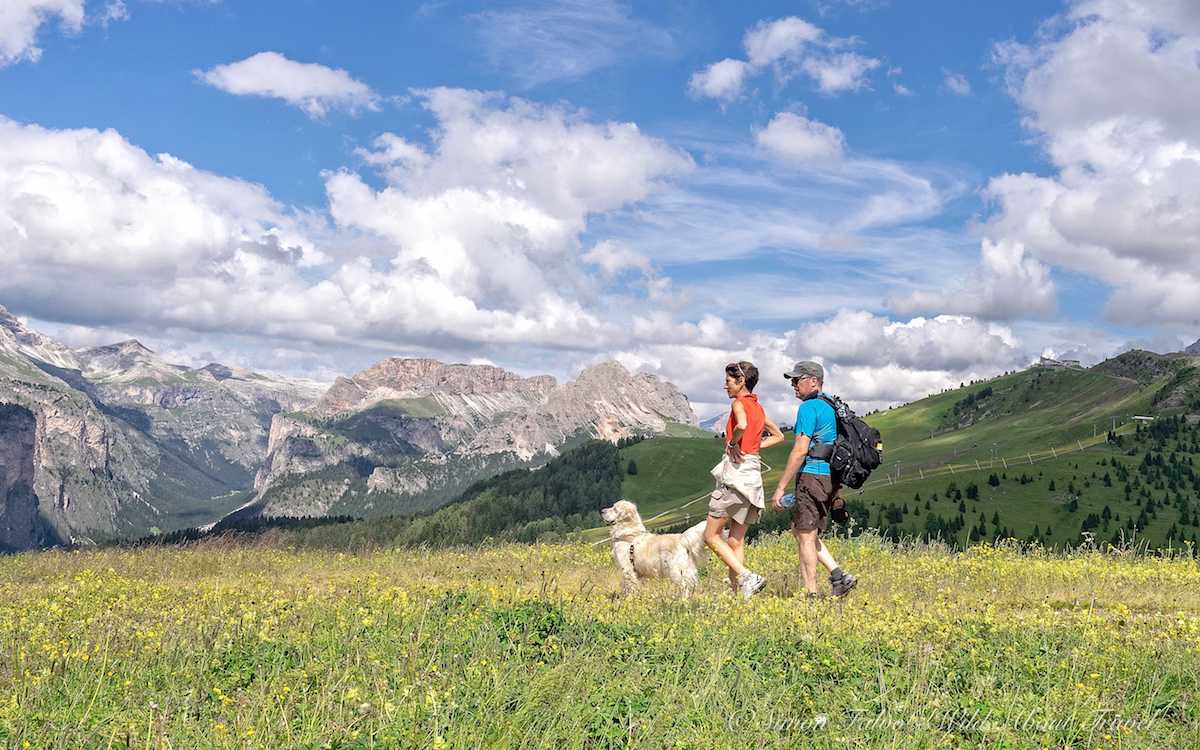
top-left (725, 361), bottom-right (759, 392)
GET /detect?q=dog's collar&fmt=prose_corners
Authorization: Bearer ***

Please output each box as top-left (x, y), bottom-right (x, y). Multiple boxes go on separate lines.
top-left (628, 542), bottom-right (635, 567)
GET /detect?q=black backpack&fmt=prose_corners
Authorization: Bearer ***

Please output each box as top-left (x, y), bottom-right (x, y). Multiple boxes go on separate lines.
top-left (808, 394), bottom-right (883, 489)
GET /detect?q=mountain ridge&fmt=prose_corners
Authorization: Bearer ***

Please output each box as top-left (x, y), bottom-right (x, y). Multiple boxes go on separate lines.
top-left (1, 307), bottom-right (697, 548)
top-left (245, 357), bottom-right (695, 520)
top-left (0, 305), bottom-right (324, 550)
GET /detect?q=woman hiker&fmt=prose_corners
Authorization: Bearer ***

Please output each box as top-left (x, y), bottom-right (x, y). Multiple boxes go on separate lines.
top-left (703, 360), bottom-right (785, 599)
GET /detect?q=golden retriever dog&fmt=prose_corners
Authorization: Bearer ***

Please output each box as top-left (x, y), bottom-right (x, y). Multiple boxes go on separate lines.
top-left (600, 500), bottom-right (715, 597)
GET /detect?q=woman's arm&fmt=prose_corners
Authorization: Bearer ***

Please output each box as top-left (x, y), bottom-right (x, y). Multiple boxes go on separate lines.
top-left (726, 399), bottom-right (748, 463)
top-left (759, 416), bottom-right (785, 450)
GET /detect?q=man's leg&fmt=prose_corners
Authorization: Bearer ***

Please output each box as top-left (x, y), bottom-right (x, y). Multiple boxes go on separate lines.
top-left (814, 537), bottom-right (839, 573)
top-left (704, 514), bottom-right (747, 578)
top-left (792, 526), bottom-right (820, 593)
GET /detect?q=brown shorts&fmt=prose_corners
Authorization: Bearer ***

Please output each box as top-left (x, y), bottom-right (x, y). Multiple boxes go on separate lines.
top-left (792, 473), bottom-right (835, 532)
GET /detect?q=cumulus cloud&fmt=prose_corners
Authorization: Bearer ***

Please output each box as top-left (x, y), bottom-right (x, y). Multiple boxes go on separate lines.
top-left (743, 16), bottom-right (822, 67)
top-left (942, 69), bottom-right (971, 96)
top-left (196, 52), bottom-right (381, 117)
top-left (755, 111), bottom-right (845, 162)
top-left (979, 0), bottom-right (1200, 326)
top-left (802, 52), bottom-right (881, 94)
top-left (616, 310), bottom-right (1028, 420)
top-left (688, 16), bottom-right (880, 102)
top-left (0, 0), bottom-right (84, 66)
top-left (889, 238), bottom-right (1056, 320)
top-left (0, 90), bottom-right (701, 357)
top-left (582, 240), bottom-right (651, 276)
top-left (687, 58), bottom-right (752, 103)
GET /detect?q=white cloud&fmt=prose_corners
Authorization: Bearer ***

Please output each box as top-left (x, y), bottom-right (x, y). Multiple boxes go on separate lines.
top-left (100, 0), bottom-right (127, 26)
top-left (0, 0), bottom-right (84, 66)
top-left (196, 52), bottom-right (381, 117)
top-left (615, 310), bottom-right (1028, 420)
top-left (687, 58), bottom-right (752, 103)
top-left (582, 240), bottom-right (651, 276)
top-left (980, 0), bottom-right (1200, 327)
top-left (893, 82), bottom-right (914, 96)
top-left (471, 0), bottom-right (675, 87)
top-left (755, 111), bottom-right (845, 162)
top-left (943, 69), bottom-right (972, 96)
top-left (689, 16), bottom-right (879, 102)
top-left (0, 89), bottom-right (701, 358)
top-left (743, 16), bottom-right (822, 67)
top-left (889, 238), bottom-right (1056, 320)
top-left (802, 52), bottom-right (880, 94)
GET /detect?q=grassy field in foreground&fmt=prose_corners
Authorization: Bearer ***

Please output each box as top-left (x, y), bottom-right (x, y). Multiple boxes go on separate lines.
top-left (2, 536), bottom-right (1199, 748)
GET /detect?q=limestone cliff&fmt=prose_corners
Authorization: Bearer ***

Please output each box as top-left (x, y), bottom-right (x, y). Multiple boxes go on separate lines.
top-left (249, 358), bottom-right (696, 518)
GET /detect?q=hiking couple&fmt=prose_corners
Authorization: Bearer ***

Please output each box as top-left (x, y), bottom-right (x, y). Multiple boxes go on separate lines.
top-left (703, 360), bottom-right (858, 600)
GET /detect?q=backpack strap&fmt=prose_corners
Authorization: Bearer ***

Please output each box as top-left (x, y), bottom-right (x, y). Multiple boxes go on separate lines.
top-left (807, 443), bottom-right (835, 460)
top-left (804, 393), bottom-right (840, 459)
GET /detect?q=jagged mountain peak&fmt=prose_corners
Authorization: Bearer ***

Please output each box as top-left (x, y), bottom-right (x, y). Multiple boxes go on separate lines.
top-left (314, 357), bottom-right (559, 417)
top-left (195, 362), bottom-right (237, 381)
top-left (1185, 338), bottom-right (1200, 355)
top-left (112, 339), bottom-right (154, 353)
top-left (78, 339), bottom-right (158, 357)
top-left (0, 306), bottom-right (82, 370)
top-left (356, 357), bottom-right (553, 391)
top-left (75, 338), bottom-right (186, 383)
top-left (0, 304), bottom-right (23, 331)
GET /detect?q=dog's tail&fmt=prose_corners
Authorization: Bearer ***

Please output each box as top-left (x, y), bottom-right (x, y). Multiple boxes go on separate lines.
top-left (682, 520), bottom-right (711, 562)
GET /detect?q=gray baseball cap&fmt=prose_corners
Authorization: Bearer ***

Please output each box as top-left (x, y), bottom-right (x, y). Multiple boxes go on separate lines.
top-left (783, 360), bottom-right (824, 381)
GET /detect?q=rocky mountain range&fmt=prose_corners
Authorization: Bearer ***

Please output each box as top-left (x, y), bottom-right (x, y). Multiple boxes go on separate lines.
top-left (1, 306), bottom-right (698, 550)
top-left (0, 306), bottom-right (324, 551)
top-left (1186, 338), bottom-right (1200, 355)
top-left (239, 358), bottom-right (697, 520)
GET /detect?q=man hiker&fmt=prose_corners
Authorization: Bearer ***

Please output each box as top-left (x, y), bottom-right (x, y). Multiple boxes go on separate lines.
top-left (704, 361), bottom-right (784, 599)
top-left (771, 361), bottom-right (858, 598)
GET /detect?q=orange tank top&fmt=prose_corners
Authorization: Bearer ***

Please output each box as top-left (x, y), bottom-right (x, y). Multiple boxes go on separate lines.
top-left (726, 393), bottom-right (766, 454)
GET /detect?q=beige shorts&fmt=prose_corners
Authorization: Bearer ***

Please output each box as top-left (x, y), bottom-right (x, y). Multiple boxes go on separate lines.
top-left (708, 487), bottom-right (762, 525)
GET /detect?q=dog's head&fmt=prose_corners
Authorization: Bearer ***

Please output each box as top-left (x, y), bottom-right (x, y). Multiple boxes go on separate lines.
top-left (600, 499), bottom-right (641, 527)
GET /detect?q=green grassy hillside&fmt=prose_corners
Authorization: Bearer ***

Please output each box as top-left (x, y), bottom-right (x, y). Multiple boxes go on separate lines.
top-left (614, 359), bottom-right (1200, 551)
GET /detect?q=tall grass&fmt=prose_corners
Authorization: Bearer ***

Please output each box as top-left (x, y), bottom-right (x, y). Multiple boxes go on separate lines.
top-left (2, 533), bottom-right (1198, 748)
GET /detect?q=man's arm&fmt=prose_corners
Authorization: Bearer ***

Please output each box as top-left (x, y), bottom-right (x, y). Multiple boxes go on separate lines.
top-left (771, 433), bottom-right (810, 509)
top-left (726, 400), bottom-right (748, 463)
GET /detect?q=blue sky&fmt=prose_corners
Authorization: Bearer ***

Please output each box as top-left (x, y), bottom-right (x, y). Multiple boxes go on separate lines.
top-left (2, 0), bottom-right (1198, 419)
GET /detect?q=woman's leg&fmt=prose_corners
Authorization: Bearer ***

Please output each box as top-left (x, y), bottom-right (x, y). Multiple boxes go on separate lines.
top-left (704, 514), bottom-right (747, 578)
top-left (725, 518), bottom-right (748, 591)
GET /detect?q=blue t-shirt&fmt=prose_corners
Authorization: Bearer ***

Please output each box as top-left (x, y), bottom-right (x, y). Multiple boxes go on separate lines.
top-left (795, 394), bottom-right (836, 476)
